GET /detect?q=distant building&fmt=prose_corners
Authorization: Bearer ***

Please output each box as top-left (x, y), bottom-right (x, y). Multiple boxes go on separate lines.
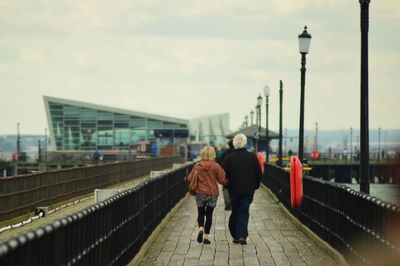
top-left (188, 113), bottom-right (230, 145)
top-left (44, 96), bottom-right (229, 151)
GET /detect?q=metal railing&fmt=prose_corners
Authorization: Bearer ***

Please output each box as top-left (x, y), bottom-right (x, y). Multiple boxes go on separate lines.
top-left (0, 163), bottom-right (192, 265)
top-left (0, 157), bottom-right (180, 222)
top-left (262, 163), bottom-right (400, 265)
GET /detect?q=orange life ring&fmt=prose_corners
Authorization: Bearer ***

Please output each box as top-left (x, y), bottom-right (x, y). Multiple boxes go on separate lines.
top-left (290, 156), bottom-right (303, 208)
top-left (257, 152), bottom-right (265, 174)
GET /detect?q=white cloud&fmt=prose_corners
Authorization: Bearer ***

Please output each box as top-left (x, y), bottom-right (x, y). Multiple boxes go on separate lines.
top-left (0, 0), bottom-right (399, 134)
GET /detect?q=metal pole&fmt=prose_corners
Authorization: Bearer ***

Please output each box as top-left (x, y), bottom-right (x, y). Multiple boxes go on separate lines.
top-left (350, 127), bottom-right (353, 162)
top-left (38, 139), bottom-right (41, 162)
top-left (298, 53), bottom-right (306, 163)
top-left (265, 96), bottom-right (269, 162)
top-left (284, 128), bottom-right (287, 157)
top-left (359, 0), bottom-right (370, 194)
top-left (256, 106), bottom-right (260, 153)
top-left (17, 122), bottom-right (20, 160)
top-left (258, 106), bottom-right (261, 134)
top-left (44, 128), bottom-right (48, 164)
top-left (314, 122), bottom-right (318, 152)
top-left (278, 80), bottom-right (283, 166)
top-left (378, 127), bottom-right (381, 161)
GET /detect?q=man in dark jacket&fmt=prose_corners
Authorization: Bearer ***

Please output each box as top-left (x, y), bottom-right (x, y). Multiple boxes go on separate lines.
top-left (216, 139), bottom-right (234, 210)
top-left (222, 133), bottom-right (262, 245)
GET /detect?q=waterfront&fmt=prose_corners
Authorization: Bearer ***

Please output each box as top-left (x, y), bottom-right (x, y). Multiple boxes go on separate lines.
top-left (344, 183), bottom-right (400, 206)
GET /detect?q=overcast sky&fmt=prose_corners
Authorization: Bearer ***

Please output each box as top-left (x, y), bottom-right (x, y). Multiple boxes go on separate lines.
top-left (0, 0), bottom-right (399, 135)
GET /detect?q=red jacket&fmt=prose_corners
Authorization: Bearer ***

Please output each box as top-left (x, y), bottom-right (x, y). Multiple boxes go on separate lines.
top-left (187, 161), bottom-right (228, 196)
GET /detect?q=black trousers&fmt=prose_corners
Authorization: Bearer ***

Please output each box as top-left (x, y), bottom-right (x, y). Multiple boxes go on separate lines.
top-left (197, 206), bottom-right (214, 234)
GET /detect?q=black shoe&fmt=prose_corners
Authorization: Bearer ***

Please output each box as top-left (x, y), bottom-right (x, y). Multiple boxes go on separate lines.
top-left (197, 231), bottom-right (203, 243)
top-left (225, 205), bottom-right (231, 210)
top-left (203, 239), bottom-right (211, 244)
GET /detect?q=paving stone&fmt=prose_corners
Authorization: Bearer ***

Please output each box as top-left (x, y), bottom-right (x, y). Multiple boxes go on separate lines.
top-left (229, 258), bottom-right (245, 266)
top-left (132, 187), bottom-right (343, 265)
top-left (198, 261), bottom-right (213, 266)
top-left (243, 257), bottom-right (260, 266)
top-left (258, 255), bottom-right (276, 266)
top-left (169, 254), bottom-right (186, 265)
top-left (153, 251), bottom-right (173, 265)
top-left (183, 257), bottom-right (199, 265)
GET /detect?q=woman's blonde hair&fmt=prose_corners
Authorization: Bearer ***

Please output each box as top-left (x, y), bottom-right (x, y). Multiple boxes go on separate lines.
top-left (200, 146), bottom-right (216, 161)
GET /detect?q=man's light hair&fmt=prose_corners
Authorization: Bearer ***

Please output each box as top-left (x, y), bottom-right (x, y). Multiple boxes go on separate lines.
top-left (200, 146), bottom-right (216, 161)
top-left (233, 133), bottom-right (247, 149)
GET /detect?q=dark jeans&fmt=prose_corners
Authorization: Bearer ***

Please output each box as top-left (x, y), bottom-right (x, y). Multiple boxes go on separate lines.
top-left (197, 206), bottom-right (214, 234)
top-left (229, 193), bottom-right (254, 239)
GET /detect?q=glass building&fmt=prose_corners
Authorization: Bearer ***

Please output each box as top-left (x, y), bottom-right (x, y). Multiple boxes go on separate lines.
top-left (44, 96), bottom-right (189, 151)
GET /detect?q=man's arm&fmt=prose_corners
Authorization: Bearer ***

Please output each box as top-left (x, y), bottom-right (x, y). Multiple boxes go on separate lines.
top-left (254, 156), bottom-right (262, 189)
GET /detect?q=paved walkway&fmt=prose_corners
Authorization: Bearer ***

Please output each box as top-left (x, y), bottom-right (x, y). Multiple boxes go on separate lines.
top-left (133, 187), bottom-right (344, 266)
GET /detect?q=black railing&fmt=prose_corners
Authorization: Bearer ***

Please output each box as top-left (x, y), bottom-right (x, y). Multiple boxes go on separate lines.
top-left (262, 163), bottom-right (400, 265)
top-left (0, 164), bottom-right (192, 265)
top-left (0, 157), bottom-right (180, 222)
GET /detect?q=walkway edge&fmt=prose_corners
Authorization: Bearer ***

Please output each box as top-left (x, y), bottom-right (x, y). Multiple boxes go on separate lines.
top-left (261, 184), bottom-right (349, 266)
top-left (129, 193), bottom-right (190, 265)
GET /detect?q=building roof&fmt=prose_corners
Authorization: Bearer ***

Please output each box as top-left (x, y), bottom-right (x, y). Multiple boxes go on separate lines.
top-left (226, 125), bottom-right (279, 140)
top-left (43, 95), bottom-right (189, 124)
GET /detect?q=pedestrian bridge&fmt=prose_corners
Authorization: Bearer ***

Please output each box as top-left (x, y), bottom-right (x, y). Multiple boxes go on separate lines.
top-left (132, 186), bottom-right (343, 265)
top-left (0, 159), bottom-right (399, 265)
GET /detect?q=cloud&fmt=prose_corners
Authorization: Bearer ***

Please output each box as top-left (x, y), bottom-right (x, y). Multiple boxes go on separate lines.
top-left (0, 0), bottom-right (399, 134)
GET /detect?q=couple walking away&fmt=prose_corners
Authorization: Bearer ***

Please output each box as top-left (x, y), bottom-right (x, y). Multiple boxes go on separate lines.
top-left (187, 133), bottom-right (262, 245)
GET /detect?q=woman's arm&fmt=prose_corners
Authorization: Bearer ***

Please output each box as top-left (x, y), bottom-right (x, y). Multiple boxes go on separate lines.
top-left (187, 166), bottom-right (196, 181)
top-left (215, 164), bottom-right (228, 186)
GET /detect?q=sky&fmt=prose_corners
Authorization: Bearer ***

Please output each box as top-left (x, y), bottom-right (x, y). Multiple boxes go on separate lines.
top-left (0, 0), bottom-right (399, 135)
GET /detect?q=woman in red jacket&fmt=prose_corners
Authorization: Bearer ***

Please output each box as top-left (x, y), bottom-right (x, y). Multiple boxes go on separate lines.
top-left (187, 146), bottom-right (228, 244)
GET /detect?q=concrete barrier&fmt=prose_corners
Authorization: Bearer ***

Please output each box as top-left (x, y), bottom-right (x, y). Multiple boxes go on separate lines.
top-left (150, 171), bottom-right (169, 178)
top-left (94, 189), bottom-right (121, 203)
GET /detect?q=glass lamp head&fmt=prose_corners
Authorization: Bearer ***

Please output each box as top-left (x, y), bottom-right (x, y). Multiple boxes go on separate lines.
top-left (263, 85), bottom-right (270, 97)
top-left (298, 26), bottom-right (312, 54)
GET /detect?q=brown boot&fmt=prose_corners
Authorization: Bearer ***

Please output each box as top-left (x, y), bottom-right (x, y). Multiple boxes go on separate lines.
top-left (238, 237), bottom-right (247, 245)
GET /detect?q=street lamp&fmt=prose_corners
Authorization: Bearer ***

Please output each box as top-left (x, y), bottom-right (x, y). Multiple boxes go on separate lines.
top-left (255, 105), bottom-right (260, 153)
top-left (255, 106), bottom-right (259, 128)
top-left (298, 25), bottom-right (312, 164)
top-left (263, 86), bottom-right (270, 162)
top-left (359, 0), bottom-right (371, 194)
top-left (250, 110), bottom-right (254, 125)
top-left (257, 94), bottom-right (262, 133)
top-left (278, 81), bottom-right (283, 166)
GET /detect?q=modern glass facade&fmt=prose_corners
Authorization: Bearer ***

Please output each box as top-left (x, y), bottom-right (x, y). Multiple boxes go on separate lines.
top-left (45, 97), bottom-right (188, 151)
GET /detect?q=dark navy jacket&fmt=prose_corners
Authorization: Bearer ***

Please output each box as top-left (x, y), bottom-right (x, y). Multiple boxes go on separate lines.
top-left (222, 148), bottom-right (262, 195)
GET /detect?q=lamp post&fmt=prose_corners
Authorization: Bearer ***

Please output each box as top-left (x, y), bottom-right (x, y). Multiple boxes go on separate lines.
top-left (255, 104), bottom-right (260, 153)
top-left (16, 122), bottom-right (21, 161)
top-left (254, 108), bottom-right (258, 129)
top-left (378, 127), bottom-right (381, 161)
top-left (350, 127), bottom-right (353, 162)
top-left (278, 81), bottom-right (283, 166)
top-left (257, 94), bottom-right (262, 133)
top-left (263, 86), bottom-right (270, 162)
top-left (298, 25), bottom-right (312, 164)
top-left (359, 0), bottom-right (370, 194)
